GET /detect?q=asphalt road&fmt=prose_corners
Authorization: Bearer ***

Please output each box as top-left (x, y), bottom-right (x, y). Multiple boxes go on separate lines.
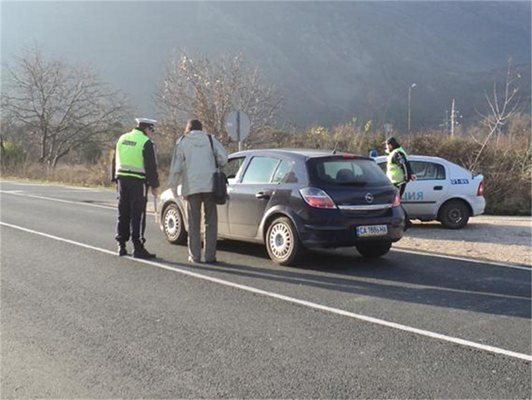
top-left (1, 180), bottom-right (531, 399)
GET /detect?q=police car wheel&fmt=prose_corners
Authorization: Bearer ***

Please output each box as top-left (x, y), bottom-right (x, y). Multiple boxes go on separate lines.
top-left (162, 203), bottom-right (187, 244)
top-left (266, 217), bottom-right (301, 266)
top-left (439, 200), bottom-right (470, 229)
top-left (356, 242), bottom-right (392, 258)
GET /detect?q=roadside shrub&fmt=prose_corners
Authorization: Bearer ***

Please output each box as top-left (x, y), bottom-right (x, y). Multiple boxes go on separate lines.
top-left (19, 160), bottom-right (110, 187)
top-left (471, 139), bottom-right (531, 215)
top-left (0, 140), bottom-right (26, 173)
top-left (5, 115), bottom-right (531, 215)
top-left (402, 132), bottom-right (531, 215)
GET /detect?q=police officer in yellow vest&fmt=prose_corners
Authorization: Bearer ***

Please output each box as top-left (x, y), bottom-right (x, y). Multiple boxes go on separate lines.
top-left (385, 136), bottom-right (415, 228)
top-left (385, 136), bottom-right (415, 197)
top-left (112, 118), bottom-right (161, 258)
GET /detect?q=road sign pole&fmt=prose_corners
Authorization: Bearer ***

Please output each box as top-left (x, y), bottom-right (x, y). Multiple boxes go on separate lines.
top-left (225, 110), bottom-right (250, 149)
top-left (237, 110), bottom-right (242, 151)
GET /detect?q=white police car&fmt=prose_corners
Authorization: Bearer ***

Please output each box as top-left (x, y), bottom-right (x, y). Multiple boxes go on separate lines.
top-left (374, 155), bottom-right (485, 229)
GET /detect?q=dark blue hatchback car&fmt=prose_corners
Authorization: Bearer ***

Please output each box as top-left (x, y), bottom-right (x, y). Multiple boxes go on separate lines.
top-left (159, 149), bottom-right (405, 265)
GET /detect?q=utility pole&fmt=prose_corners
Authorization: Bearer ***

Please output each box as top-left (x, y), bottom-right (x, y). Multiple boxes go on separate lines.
top-left (408, 83), bottom-right (416, 132)
top-left (450, 98), bottom-right (462, 136)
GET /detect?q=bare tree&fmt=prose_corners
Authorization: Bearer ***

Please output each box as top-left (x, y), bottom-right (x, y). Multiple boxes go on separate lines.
top-left (471, 59), bottom-right (521, 169)
top-left (1, 48), bottom-right (129, 168)
top-left (156, 52), bottom-right (282, 142)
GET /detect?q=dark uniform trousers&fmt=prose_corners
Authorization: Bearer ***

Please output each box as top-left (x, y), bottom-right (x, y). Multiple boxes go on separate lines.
top-left (395, 182), bottom-right (407, 198)
top-left (115, 176), bottom-right (148, 247)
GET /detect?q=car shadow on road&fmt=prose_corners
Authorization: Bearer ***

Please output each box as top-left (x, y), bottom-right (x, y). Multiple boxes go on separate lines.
top-left (165, 241), bottom-right (531, 320)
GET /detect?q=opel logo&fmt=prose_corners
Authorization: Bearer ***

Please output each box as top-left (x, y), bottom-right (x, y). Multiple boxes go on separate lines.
top-left (365, 193), bottom-right (374, 204)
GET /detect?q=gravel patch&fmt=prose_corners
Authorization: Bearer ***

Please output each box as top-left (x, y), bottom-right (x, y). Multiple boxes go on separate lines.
top-left (395, 216), bottom-right (532, 266)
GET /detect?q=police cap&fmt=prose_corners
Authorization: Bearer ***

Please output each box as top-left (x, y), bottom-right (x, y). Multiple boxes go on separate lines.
top-left (135, 117), bottom-right (157, 126)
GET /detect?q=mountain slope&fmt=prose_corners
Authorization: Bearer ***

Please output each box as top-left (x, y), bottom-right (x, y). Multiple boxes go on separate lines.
top-left (205, 1), bottom-right (531, 129)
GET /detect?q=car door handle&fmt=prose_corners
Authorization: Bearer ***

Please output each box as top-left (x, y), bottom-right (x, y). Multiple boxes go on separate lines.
top-left (255, 191), bottom-right (271, 200)
top-left (433, 186), bottom-right (443, 191)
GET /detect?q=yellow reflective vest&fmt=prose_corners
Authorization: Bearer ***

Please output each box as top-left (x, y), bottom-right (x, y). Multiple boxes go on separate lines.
top-left (386, 146), bottom-right (408, 184)
top-left (115, 129), bottom-right (150, 179)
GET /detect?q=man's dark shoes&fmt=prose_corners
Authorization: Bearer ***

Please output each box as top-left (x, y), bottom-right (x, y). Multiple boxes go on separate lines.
top-left (133, 246), bottom-right (156, 259)
top-left (118, 244), bottom-right (127, 256)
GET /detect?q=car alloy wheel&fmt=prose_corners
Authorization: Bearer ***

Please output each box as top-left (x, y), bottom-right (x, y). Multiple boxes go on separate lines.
top-left (266, 217), bottom-right (301, 265)
top-left (162, 203), bottom-right (187, 244)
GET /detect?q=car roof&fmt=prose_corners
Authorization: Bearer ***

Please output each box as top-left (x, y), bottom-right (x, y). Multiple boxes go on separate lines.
top-left (230, 148), bottom-right (372, 160)
top-left (374, 154), bottom-right (452, 164)
top-left (374, 154), bottom-right (478, 176)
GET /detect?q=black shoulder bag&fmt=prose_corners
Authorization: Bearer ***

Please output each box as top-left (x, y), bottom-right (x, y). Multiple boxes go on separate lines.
top-left (208, 134), bottom-right (228, 205)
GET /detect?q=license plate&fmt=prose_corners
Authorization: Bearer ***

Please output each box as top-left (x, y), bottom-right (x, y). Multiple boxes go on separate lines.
top-left (356, 224), bottom-right (388, 237)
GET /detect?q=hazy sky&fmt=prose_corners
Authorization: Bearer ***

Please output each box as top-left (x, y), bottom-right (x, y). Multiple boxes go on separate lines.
top-left (1, 1), bottom-right (227, 117)
top-left (2, 1), bottom-right (530, 127)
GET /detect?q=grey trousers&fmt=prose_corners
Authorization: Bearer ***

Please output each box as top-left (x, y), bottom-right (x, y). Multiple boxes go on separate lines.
top-left (185, 192), bottom-right (218, 262)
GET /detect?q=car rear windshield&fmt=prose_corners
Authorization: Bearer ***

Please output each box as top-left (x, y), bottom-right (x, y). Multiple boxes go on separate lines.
top-left (307, 156), bottom-right (390, 187)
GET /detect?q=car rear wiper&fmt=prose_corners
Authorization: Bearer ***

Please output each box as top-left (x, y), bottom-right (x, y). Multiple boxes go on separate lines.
top-left (337, 181), bottom-right (368, 186)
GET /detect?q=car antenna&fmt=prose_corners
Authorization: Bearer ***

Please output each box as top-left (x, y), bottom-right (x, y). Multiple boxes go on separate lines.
top-left (332, 142), bottom-right (338, 155)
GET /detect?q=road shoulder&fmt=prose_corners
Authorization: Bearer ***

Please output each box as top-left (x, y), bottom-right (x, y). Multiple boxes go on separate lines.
top-left (396, 216), bottom-right (531, 266)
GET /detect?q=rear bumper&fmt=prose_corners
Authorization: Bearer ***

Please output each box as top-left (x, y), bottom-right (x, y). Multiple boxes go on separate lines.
top-left (470, 196), bottom-right (486, 216)
top-left (296, 206), bottom-right (405, 248)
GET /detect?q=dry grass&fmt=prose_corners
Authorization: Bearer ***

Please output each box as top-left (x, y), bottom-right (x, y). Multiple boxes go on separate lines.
top-left (3, 159), bottom-right (110, 187)
top-left (2, 124), bottom-right (530, 215)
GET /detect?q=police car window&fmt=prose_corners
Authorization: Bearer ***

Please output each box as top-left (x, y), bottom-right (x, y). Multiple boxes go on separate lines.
top-left (435, 164), bottom-right (445, 179)
top-left (241, 157), bottom-right (280, 184)
top-left (222, 157), bottom-right (245, 184)
top-left (411, 161), bottom-right (445, 180)
top-left (272, 160), bottom-right (296, 183)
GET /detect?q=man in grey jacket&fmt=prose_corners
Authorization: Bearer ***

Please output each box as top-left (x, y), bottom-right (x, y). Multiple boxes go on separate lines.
top-left (168, 119), bottom-right (228, 263)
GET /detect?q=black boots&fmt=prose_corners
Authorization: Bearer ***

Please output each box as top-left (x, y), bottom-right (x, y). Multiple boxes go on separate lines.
top-left (118, 243), bottom-right (127, 256)
top-left (118, 243), bottom-right (156, 259)
top-left (133, 245), bottom-right (156, 259)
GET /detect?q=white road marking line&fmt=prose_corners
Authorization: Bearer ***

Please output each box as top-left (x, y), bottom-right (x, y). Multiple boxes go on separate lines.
top-left (1, 189), bottom-right (528, 271)
top-left (393, 248), bottom-right (531, 270)
top-left (9, 185), bottom-right (522, 300)
top-left (2, 220), bottom-right (531, 363)
top-left (0, 181), bottom-right (50, 187)
top-left (0, 180), bottom-right (100, 191)
top-left (0, 190), bottom-right (116, 210)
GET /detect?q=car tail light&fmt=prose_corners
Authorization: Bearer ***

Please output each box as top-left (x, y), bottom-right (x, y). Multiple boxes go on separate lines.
top-left (299, 187), bottom-right (337, 209)
top-left (392, 192), bottom-right (401, 207)
top-left (477, 181), bottom-right (485, 196)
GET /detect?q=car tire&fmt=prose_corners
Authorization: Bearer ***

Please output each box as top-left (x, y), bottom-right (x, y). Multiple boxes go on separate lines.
top-left (266, 217), bottom-right (301, 266)
top-left (162, 203), bottom-right (187, 244)
top-left (439, 199), bottom-right (470, 229)
top-left (355, 242), bottom-right (392, 258)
